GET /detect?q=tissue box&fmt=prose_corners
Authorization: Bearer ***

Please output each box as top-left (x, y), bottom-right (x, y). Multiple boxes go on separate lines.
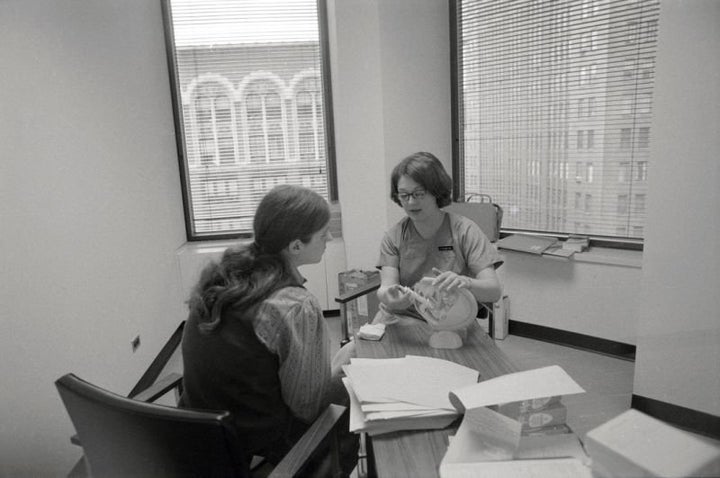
top-left (515, 404), bottom-right (567, 430)
top-left (490, 395), bottom-right (562, 417)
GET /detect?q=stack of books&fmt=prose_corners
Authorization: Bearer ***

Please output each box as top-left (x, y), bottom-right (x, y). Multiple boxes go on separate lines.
top-left (489, 396), bottom-right (572, 436)
top-left (341, 355), bottom-right (479, 436)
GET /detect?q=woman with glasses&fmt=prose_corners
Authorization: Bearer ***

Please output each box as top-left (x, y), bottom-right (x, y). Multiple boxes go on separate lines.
top-left (375, 152), bottom-right (503, 322)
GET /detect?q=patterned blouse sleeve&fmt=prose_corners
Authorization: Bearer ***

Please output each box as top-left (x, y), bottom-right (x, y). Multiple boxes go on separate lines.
top-left (254, 288), bottom-right (334, 423)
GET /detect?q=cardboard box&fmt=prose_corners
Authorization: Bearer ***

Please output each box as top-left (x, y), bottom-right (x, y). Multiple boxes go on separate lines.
top-left (585, 409), bottom-right (720, 478)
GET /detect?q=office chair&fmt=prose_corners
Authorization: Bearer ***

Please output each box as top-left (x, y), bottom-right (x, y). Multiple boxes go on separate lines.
top-left (56, 373), bottom-right (347, 478)
top-left (334, 194), bottom-right (503, 342)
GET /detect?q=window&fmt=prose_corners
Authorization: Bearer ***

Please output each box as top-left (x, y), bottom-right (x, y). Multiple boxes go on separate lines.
top-left (453, 0), bottom-right (660, 243)
top-left (163, 0), bottom-right (336, 239)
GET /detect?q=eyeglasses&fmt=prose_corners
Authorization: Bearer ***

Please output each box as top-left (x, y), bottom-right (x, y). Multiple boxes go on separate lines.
top-left (397, 189), bottom-right (427, 202)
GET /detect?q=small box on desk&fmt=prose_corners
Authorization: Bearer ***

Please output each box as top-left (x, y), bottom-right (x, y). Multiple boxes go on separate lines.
top-left (492, 295), bottom-right (509, 339)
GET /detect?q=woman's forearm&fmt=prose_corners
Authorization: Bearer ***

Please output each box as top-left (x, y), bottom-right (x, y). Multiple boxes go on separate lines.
top-left (467, 276), bottom-right (503, 303)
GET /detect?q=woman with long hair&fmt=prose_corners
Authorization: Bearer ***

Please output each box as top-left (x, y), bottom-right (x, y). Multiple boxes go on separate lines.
top-left (180, 184), bottom-right (354, 472)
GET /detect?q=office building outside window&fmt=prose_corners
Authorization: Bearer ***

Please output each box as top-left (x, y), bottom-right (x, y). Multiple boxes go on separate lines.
top-left (452, 0), bottom-right (660, 242)
top-left (163, 0), bottom-right (335, 239)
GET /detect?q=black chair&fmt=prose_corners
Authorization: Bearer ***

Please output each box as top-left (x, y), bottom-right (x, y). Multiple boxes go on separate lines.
top-left (56, 373), bottom-right (346, 478)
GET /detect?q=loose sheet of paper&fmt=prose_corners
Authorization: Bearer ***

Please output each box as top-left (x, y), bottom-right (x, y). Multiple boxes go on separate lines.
top-left (344, 355), bottom-right (479, 411)
top-left (442, 407), bottom-right (522, 463)
top-left (449, 365), bottom-right (584, 412)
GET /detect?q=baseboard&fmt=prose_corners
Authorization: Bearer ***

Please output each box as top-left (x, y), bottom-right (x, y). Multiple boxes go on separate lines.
top-left (632, 394), bottom-right (720, 440)
top-left (508, 320), bottom-right (636, 361)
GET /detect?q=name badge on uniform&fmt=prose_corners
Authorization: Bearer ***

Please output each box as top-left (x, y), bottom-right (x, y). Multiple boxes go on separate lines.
top-left (438, 245), bottom-right (454, 251)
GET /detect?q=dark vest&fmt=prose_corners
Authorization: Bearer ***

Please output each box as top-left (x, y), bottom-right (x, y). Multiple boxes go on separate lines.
top-left (179, 306), bottom-right (303, 459)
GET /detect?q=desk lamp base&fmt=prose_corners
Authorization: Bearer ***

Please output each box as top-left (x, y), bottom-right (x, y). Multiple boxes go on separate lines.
top-left (429, 330), bottom-right (463, 349)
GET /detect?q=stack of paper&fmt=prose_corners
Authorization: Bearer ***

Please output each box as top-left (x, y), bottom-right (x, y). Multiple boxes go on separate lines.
top-left (342, 356), bottom-right (479, 436)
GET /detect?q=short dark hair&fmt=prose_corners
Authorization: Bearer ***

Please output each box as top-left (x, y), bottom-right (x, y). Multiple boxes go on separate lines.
top-left (390, 152), bottom-right (453, 208)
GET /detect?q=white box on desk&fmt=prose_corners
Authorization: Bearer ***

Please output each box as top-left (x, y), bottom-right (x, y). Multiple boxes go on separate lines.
top-left (493, 295), bottom-right (509, 339)
top-left (585, 409), bottom-right (720, 478)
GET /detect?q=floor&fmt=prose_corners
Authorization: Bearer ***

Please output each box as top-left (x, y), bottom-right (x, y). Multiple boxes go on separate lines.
top-left (491, 333), bottom-right (635, 439)
top-left (326, 315), bottom-right (635, 440)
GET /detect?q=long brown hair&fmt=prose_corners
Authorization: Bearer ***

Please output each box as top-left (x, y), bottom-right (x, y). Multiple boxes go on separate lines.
top-left (188, 185), bottom-right (330, 333)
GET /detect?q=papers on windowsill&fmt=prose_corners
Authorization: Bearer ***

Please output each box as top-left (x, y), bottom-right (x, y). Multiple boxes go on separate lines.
top-left (542, 244), bottom-right (576, 259)
top-left (496, 234), bottom-right (559, 255)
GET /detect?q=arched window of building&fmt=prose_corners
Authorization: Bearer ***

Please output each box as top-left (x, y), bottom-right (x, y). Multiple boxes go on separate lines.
top-left (185, 74), bottom-right (237, 167)
top-left (239, 73), bottom-right (287, 164)
top-left (291, 70), bottom-right (324, 163)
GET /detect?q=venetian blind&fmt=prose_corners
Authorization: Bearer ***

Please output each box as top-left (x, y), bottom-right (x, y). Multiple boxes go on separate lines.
top-left (164, 0), bottom-right (333, 238)
top-left (455, 0), bottom-right (660, 241)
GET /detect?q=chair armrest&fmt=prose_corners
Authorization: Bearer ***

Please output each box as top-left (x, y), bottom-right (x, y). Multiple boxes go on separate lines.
top-left (269, 404), bottom-right (347, 478)
top-left (334, 277), bottom-right (381, 305)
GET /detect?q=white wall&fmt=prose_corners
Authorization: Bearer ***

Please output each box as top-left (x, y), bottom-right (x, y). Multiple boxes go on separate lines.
top-left (499, 251), bottom-right (642, 344)
top-left (0, 1), bottom-right (187, 476)
top-left (632, 0), bottom-right (720, 416)
top-left (330, 0), bottom-right (453, 269)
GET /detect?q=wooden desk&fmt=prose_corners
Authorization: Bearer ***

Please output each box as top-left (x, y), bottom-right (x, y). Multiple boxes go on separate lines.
top-left (355, 320), bottom-right (518, 478)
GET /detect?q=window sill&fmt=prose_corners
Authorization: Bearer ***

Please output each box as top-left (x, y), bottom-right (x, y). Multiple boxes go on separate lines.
top-left (573, 246), bottom-right (642, 268)
top-left (176, 239), bottom-right (248, 257)
top-left (500, 246), bottom-right (642, 268)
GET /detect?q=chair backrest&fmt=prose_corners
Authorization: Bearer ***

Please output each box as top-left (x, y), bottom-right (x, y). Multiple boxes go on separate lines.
top-left (56, 373), bottom-right (249, 478)
top-left (444, 194), bottom-right (503, 242)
